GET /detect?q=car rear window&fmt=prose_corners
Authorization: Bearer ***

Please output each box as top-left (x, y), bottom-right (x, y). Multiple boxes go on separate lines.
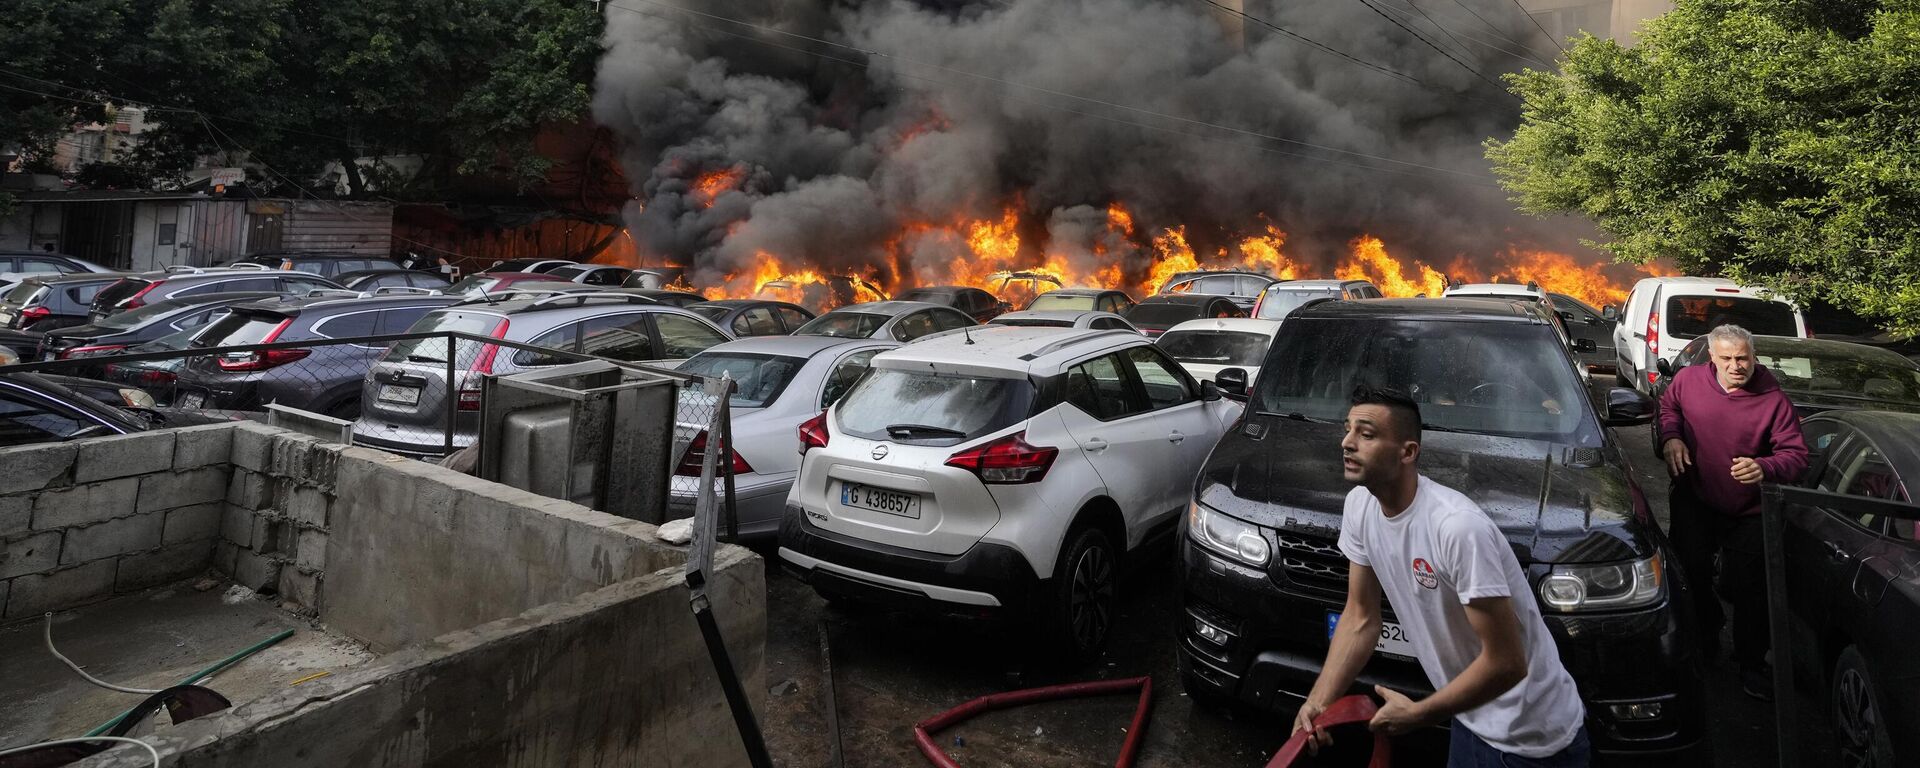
top-left (688, 305), bottom-right (729, 321)
top-left (194, 311), bottom-right (289, 347)
top-left (5, 282), bottom-right (47, 306)
top-left (93, 278), bottom-right (149, 308)
top-left (676, 353), bottom-right (806, 408)
top-left (383, 310), bottom-right (506, 363)
top-left (446, 275), bottom-right (499, 296)
top-left (545, 265), bottom-right (589, 280)
top-left (837, 368), bottom-right (1035, 445)
top-left (1666, 295), bottom-right (1797, 338)
top-left (1255, 288), bottom-right (1341, 319)
top-left (1027, 293), bottom-right (1095, 311)
top-left (1157, 330), bottom-right (1271, 367)
top-left (1125, 303), bottom-right (1201, 326)
top-left (94, 298), bottom-right (199, 330)
top-left (1757, 343), bottom-right (1920, 405)
top-left (795, 312), bottom-right (887, 338)
top-left (990, 317), bottom-right (1072, 328)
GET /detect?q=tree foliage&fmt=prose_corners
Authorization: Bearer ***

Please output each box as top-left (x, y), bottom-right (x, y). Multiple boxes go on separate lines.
top-left (0, 0), bottom-right (601, 199)
top-left (1486, 0), bottom-right (1920, 334)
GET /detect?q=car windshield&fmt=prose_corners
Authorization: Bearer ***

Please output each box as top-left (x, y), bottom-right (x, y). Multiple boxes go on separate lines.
top-left (91, 278), bottom-right (149, 308)
top-left (895, 290), bottom-right (953, 304)
top-left (382, 310), bottom-right (505, 363)
top-left (545, 265), bottom-right (589, 280)
top-left (1756, 343), bottom-right (1920, 404)
top-left (677, 353), bottom-right (807, 408)
top-left (1028, 293), bottom-right (1095, 311)
top-left (1255, 288), bottom-right (1341, 319)
top-left (1252, 317), bottom-right (1600, 444)
top-left (93, 298), bottom-right (201, 330)
top-left (1666, 295), bottom-right (1797, 338)
top-left (837, 368), bottom-right (1035, 445)
top-left (446, 275), bottom-right (500, 296)
top-left (5, 281), bottom-right (45, 305)
top-left (1126, 303), bottom-right (1202, 326)
top-left (795, 312), bottom-right (887, 338)
top-left (1158, 330), bottom-right (1271, 366)
top-left (991, 317), bottom-right (1072, 328)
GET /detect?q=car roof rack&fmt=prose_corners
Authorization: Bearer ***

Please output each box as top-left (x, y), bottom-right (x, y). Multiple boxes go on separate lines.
top-left (524, 292), bottom-right (660, 309)
top-left (300, 289), bottom-right (363, 299)
top-left (367, 286), bottom-right (444, 297)
top-left (1016, 329), bottom-right (1141, 361)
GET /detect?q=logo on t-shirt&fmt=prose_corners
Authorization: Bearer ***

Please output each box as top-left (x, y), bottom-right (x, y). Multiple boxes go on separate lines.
top-left (1411, 557), bottom-right (1438, 590)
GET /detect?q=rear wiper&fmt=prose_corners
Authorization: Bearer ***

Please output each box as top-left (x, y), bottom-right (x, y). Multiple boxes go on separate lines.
top-left (1420, 423), bottom-right (1473, 434)
top-left (405, 354), bottom-right (447, 364)
top-left (886, 423), bottom-right (966, 438)
top-left (1256, 411), bottom-right (1336, 424)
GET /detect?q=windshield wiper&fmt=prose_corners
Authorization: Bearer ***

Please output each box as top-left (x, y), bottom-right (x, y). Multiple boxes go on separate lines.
top-left (886, 423), bottom-right (967, 438)
top-left (1256, 411), bottom-right (1336, 424)
top-left (405, 354), bottom-right (448, 364)
top-left (1419, 423), bottom-right (1474, 434)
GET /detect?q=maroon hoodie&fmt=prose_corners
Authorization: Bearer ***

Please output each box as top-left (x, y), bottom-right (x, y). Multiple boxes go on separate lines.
top-left (1656, 363), bottom-right (1809, 516)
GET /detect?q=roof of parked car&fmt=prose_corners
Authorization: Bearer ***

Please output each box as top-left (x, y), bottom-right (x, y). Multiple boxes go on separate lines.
top-left (1444, 283), bottom-right (1545, 299)
top-left (231, 289), bottom-right (455, 315)
top-left (1038, 288), bottom-right (1125, 297)
top-left (1297, 297), bottom-right (1544, 323)
top-left (819, 300), bottom-right (948, 316)
top-left (127, 265), bottom-right (326, 280)
top-left (1264, 279), bottom-right (1363, 290)
top-left (873, 325), bottom-right (1143, 377)
top-left (991, 309), bottom-right (1123, 323)
top-left (1160, 318), bottom-right (1282, 335)
top-left (691, 299), bottom-right (807, 309)
top-left (1138, 293), bottom-right (1229, 306)
top-left (698, 334), bottom-right (893, 358)
top-left (21, 272), bottom-right (131, 286)
top-left (1746, 334), bottom-right (1920, 366)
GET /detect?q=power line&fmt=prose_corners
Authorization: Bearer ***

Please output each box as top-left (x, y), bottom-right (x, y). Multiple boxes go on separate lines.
top-left (606, 0), bottom-right (1496, 183)
top-left (1507, 0), bottom-right (1571, 55)
top-left (1439, 0), bottom-right (1562, 62)
top-left (1187, 0), bottom-right (1422, 85)
top-left (1371, 0), bottom-right (1554, 68)
top-left (1341, 0), bottom-right (1517, 97)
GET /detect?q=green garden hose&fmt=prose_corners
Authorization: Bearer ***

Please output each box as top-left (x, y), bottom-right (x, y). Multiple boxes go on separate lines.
top-left (83, 629), bottom-right (295, 737)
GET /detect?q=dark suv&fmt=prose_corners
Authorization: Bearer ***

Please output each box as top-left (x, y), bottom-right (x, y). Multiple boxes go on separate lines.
top-left (1177, 299), bottom-right (1705, 759)
top-left (41, 292), bottom-right (280, 361)
top-left (171, 289), bottom-right (458, 417)
top-left (1, 273), bottom-right (131, 331)
top-left (89, 266), bottom-right (342, 321)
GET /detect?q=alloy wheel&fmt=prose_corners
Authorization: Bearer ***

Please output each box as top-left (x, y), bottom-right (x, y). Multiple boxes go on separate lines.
top-left (1836, 666), bottom-right (1886, 768)
top-left (1068, 542), bottom-right (1115, 650)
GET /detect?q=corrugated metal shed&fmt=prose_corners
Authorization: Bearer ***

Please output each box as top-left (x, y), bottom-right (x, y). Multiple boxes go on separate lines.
top-left (281, 200), bottom-right (393, 255)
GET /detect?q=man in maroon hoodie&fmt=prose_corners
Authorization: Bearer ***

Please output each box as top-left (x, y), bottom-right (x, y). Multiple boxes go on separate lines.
top-left (1657, 324), bottom-right (1808, 700)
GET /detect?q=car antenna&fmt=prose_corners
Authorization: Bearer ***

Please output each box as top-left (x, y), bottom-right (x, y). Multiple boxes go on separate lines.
top-left (963, 324), bottom-right (975, 344)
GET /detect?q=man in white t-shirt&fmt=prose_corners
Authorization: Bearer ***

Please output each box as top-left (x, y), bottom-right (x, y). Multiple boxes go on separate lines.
top-left (1291, 385), bottom-right (1590, 767)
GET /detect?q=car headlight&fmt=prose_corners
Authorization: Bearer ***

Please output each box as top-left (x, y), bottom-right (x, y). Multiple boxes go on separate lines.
top-left (1188, 501), bottom-right (1270, 568)
top-left (118, 388), bottom-right (155, 408)
top-left (1538, 555), bottom-right (1664, 612)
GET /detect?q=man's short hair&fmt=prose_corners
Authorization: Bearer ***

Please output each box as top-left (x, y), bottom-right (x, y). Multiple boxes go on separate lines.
top-left (1708, 324), bottom-right (1754, 352)
top-left (1349, 384), bottom-right (1422, 443)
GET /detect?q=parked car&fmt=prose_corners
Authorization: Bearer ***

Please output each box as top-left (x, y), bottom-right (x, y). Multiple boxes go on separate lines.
top-left (988, 310), bottom-right (1140, 333)
top-left (687, 299), bottom-right (816, 337)
top-left (2, 273), bottom-right (131, 331)
top-left (779, 325), bottom-right (1240, 653)
top-left (0, 328), bottom-right (39, 363)
top-left (544, 264), bottom-right (634, 287)
top-left (623, 289), bottom-right (708, 308)
top-left (1154, 318), bottom-right (1279, 385)
top-left (352, 293), bottom-right (733, 458)
top-left (672, 335), bottom-right (899, 538)
top-left (1783, 409), bottom-right (1919, 768)
top-left (757, 275), bottom-right (889, 311)
top-left (1177, 298), bottom-right (1704, 758)
top-left (1159, 270), bottom-right (1282, 310)
top-left (1122, 293), bottom-right (1245, 337)
top-left (1614, 276), bottom-right (1808, 393)
top-left (894, 286), bottom-right (1012, 323)
top-left (621, 267), bottom-right (689, 290)
top-left (0, 250), bottom-right (117, 289)
top-left (41, 291), bottom-right (280, 361)
top-left (1026, 288), bottom-right (1136, 315)
top-left (791, 301), bottom-right (977, 342)
top-left (226, 251), bottom-right (406, 279)
top-left (986, 271), bottom-right (1064, 309)
top-left (1654, 335), bottom-right (1920, 420)
top-left (88, 265), bottom-right (342, 322)
top-left (485, 257), bottom-right (577, 274)
top-left (0, 371), bottom-right (238, 447)
top-left (1250, 279), bottom-right (1380, 320)
top-left (99, 326), bottom-right (217, 401)
top-left (336, 268), bottom-right (452, 293)
top-left (171, 289), bottom-right (459, 418)
top-left (1546, 292), bottom-right (1619, 375)
top-left (446, 271), bottom-right (583, 298)
top-left (1441, 281), bottom-right (1548, 303)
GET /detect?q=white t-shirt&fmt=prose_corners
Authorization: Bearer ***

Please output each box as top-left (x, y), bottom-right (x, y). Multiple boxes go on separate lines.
top-left (1336, 475), bottom-right (1585, 758)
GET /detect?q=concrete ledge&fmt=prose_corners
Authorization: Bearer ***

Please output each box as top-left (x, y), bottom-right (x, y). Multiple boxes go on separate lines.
top-left (73, 431), bottom-right (176, 484)
top-left (0, 443), bottom-right (76, 495)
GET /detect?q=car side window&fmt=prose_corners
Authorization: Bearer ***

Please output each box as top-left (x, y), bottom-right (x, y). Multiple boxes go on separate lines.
top-left (1096, 296), bottom-right (1121, 314)
top-left (1124, 346), bottom-right (1195, 410)
top-left (732, 307), bottom-right (780, 336)
top-left (375, 306), bottom-right (437, 337)
top-left (654, 313), bottom-right (726, 358)
top-left (1066, 353), bottom-right (1145, 420)
top-left (891, 311), bottom-right (940, 341)
top-left (1165, 280), bottom-right (1194, 294)
top-left (776, 307), bottom-right (811, 332)
top-left (515, 322), bottom-right (583, 366)
top-left (173, 308), bottom-right (219, 330)
top-left (1236, 276), bottom-right (1269, 297)
top-left (576, 313), bottom-right (656, 361)
top-left (931, 308), bottom-right (974, 332)
top-left (20, 258), bottom-right (78, 274)
top-left (67, 284), bottom-right (108, 304)
top-left (1091, 317), bottom-right (1123, 330)
top-left (314, 311), bottom-right (378, 340)
top-left (821, 349), bottom-right (882, 409)
top-left (280, 277), bottom-right (334, 293)
top-left (0, 389), bottom-right (94, 446)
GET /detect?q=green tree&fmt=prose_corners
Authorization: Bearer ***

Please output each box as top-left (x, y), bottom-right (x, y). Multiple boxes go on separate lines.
top-left (1486, 0), bottom-right (1920, 334)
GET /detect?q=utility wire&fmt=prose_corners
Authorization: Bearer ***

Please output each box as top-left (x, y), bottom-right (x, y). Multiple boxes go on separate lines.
top-left (1187, 0), bottom-right (1423, 85)
top-left (1341, 0), bottom-right (1517, 96)
top-left (1371, 0), bottom-right (1553, 68)
top-left (1440, 0), bottom-right (1562, 62)
top-left (1507, 0), bottom-right (1571, 55)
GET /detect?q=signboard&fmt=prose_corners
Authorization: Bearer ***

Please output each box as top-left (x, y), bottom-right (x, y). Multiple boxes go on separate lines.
top-left (209, 167), bottom-right (245, 188)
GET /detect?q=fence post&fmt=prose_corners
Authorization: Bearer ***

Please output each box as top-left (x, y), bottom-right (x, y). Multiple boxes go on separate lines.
top-left (443, 333), bottom-right (458, 456)
top-left (1761, 483), bottom-right (1798, 766)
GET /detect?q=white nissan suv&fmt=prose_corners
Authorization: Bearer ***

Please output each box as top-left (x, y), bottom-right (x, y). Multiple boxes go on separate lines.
top-left (778, 325), bottom-right (1241, 654)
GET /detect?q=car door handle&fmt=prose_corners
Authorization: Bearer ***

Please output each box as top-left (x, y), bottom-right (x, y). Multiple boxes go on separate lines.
top-left (1825, 541), bottom-right (1852, 561)
top-left (1084, 438), bottom-right (1109, 453)
top-left (1167, 430), bottom-right (1186, 444)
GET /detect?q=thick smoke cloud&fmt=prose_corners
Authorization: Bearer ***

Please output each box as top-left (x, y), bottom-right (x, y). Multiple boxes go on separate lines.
top-left (591, 0), bottom-right (1592, 285)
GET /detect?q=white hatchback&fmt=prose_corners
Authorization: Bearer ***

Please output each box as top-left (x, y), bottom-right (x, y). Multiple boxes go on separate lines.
top-left (778, 325), bottom-right (1240, 654)
top-left (1154, 317), bottom-right (1281, 386)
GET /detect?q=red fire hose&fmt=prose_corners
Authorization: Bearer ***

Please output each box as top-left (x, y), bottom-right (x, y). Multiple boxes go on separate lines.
top-left (913, 676), bottom-right (1154, 768)
top-left (1263, 695), bottom-right (1392, 768)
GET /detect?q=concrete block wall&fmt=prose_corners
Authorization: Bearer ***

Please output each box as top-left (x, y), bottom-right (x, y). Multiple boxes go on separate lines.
top-left (216, 424), bottom-right (337, 614)
top-left (0, 426), bottom-right (233, 620)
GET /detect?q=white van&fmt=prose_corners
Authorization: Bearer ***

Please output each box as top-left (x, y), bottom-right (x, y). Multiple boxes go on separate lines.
top-left (1612, 277), bottom-right (1807, 392)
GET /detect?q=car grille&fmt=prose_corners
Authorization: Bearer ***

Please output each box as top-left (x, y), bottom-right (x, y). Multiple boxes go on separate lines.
top-left (1274, 530), bottom-right (1349, 595)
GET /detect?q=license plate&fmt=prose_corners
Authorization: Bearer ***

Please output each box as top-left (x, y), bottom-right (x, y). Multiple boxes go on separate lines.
top-left (1328, 612), bottom-right (1416, 658)
top-left (177, 392), bottom-right (205, 409)
top-left (378, 384), bottom-right (421, 405)
top-left (838, 481), bottom-right (921, 519)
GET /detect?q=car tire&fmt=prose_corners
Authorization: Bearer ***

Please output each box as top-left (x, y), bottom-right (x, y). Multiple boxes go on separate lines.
top-left (1042, 525), bottom-right (1118, 659)
top-left (1833, 645), bottom-right (1897, 768)
top-left (326, 399), bottom-right (362, 421)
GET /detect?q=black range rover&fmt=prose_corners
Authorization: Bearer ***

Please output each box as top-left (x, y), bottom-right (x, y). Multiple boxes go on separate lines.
top-left (1179, 298), bottom-right (1706, 759)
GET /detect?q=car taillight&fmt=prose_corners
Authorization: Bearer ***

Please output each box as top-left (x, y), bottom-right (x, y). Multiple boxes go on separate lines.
top-left (121, 282), bottom-right (159, 310)
top-left (456, 318), bottom-right (512, 411)
top-left (19, 306), bottom-right (50, 323)
top-left (675, 431), bottom-right (751, 476)
top-left (1645, 310), bottom-right (1659, 357)
top-left (945, 431), bottom-right (1058, 484)
top-left (58, 343), bottom-right (127, 359)
top-left (218, 348), bottom-right (310, 371)
top-left (798, 411), bottom-right (830, 454)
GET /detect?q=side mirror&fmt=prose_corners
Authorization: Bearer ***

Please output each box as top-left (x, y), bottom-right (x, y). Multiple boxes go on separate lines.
top-left (1573, 338), bottom-right (1598, 353)
top-left (1200, 380), bottom-right (1223, 402)
top-left (1655, 357), bottom-right (1674, 377)
top-left (1604, 387), bottom-right (1656, 426)
top-left (1603, 305), bottom-right (1620, 321)
top-left (1215, 368), bottom-right (1249, 400)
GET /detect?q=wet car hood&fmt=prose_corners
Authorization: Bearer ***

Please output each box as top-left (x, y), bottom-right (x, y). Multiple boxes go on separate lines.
top-left (1194, 417), bottom-right (1653, 564)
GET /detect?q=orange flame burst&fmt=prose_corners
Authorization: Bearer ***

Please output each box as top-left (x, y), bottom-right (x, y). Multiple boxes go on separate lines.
top-left (691, 167), bottom-right (747, 209)
top-left (1335, 235), bottom-right (1449, 298)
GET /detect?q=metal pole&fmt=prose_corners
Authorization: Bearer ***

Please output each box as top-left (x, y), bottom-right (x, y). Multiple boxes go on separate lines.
top-left (721, 379), bottom-right (738, 542)
top-left (1760, 484), bottom-right (1798, 767)
top-left (443, 333), bottom-right (458, 456)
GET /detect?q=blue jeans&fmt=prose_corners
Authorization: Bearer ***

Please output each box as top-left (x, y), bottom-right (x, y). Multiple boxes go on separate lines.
top-left (1448, 721), bottom-right (1590, 767)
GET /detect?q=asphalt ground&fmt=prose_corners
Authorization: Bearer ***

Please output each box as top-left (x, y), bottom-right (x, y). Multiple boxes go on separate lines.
top-left (756, 423), bottom-right (1814, 767)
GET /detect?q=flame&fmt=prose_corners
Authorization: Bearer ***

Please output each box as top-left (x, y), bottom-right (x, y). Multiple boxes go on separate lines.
top-left (1335, 236), bottom-right (1449, 298)
top-left (691, 167), bottom-right (746, 209)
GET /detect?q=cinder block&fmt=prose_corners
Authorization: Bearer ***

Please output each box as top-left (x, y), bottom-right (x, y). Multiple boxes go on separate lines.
top-left (162, 503), bottom-right (224, 545)
top-left (287, 487), bottom-right (329, 529)
top-left (171, 424), bottom-right (235, 470)
top-left (60, 512), bottom-right (163, 565)
top-left (32, 477), bottom-right (138, 529)
top-left (269, 432), bottom-right (322, 478)
top-left (308, 443), bottom-right (343, 488)
top-left (295, 529), bottom-right (328, 570)
top-left (0, 494), bottom-right (29, 536)
top-left (232, 549), bottom-right (280, 591)
top-left (2, 531), bottom-right (61, 580)
top-left (251, 516), bottom-right (290, 554)
top-left (229, 423), bottom-right (276, 473)
top-left (136, 467), bottom-right (229, 514)
top-left (0, 443), bottom-right (77, 495)
top-left (278, 568), bottom-right (320, 610)
top-left (73, 431), bottom-right (176, 483)
top-left (4, 559), bottom-right (115, 618)
top-left (226, 470), bottom-right (271, 509)
top-left (116, 541), bottom-right (212, 592)
top-left (213, 540), bottom-right (239, 576)
top-left (220, 504), bottom-right (252, 546)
